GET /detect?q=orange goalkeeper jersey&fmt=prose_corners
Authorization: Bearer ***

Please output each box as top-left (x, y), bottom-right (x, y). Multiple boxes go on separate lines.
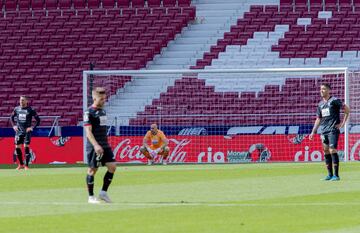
top-left (144, 130), bottom-right (167, 149)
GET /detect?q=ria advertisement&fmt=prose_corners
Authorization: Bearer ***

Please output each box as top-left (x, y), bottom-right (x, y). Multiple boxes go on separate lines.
top-left (1, 135), bottom-right (360, 164)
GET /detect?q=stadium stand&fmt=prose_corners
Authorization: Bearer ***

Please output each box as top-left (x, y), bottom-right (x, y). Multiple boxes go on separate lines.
top-left (0, 0), bottom-right (195, 126)
top-left (1, 0), bottom-right (359, 128)
top-left (130, 74), bottom-right (345, 126)
top-left (130, 0), bottom-right (360, 126)
top-left (192, 1), bottom-right (360, 69)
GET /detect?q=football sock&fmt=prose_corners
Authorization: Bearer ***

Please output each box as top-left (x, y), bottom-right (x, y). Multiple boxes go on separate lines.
top-left (324, 154), bottom-right (333, 177)
top-left (86, 175), bottom-right (94, 196)
top-left (15, 148), bottom-right (24, 165)
top-left (25, 147), bottom-right (31, 166)
top-left (102, 171), bottom-right (114, 192)
top-left (331, 153), bottom-right (339, 177)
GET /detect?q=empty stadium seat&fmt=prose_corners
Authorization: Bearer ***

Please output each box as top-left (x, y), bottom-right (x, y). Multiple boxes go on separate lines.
top-left (0, 2), bottom-right (194, 125)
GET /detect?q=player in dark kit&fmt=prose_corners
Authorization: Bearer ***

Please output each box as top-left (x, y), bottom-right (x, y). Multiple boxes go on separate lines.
top-left (10, 96), bottom-right (40, 170)
top-left (84, 87), bottom-right (116, 204)
top-left (309, 83), bottom-right (350, 181)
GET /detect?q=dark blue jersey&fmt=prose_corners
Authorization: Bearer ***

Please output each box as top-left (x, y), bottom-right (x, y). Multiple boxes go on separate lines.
top-left (84, 106), bottom-right (110, 151)
top-left (10, 106), bottom-right (40, 134)
top-left (316, 96), bottom-right (342, 134)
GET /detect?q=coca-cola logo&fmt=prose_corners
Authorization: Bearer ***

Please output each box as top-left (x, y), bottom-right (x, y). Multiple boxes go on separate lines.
top-left (113, 138), bottom-right (191, 163)
top-left (113, 139), bottom-right (144, 162)
top-left (168, 138), bottom-right (191, 163)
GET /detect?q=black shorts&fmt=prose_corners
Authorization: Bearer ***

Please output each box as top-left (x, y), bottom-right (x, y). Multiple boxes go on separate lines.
top-left (321, 131), bottom-right (340, 149)
top-left (87, 147), bottom-right (115, 168)
top-left (14, 133), bottom-right (31, 145)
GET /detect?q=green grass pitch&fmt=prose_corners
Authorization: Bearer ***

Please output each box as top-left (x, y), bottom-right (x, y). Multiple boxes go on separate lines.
top-left (1, 163), bottom-right (360, 233)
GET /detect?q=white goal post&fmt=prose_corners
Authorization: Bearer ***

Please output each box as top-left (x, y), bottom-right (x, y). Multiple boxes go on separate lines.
top-left (82, 67), bottom-right (355, 164)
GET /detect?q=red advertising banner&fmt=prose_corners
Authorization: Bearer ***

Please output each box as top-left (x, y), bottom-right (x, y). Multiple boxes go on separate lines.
top-left (0, 137), bottom-right (83, 164)
top-left (110, 135), bottom-right (341, 163)
top-left (1, 135), bottom-right (359, 164)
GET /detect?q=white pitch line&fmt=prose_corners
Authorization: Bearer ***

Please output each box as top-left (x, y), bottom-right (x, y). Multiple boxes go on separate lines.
top-left (1, 201), bottom-right (360, 207)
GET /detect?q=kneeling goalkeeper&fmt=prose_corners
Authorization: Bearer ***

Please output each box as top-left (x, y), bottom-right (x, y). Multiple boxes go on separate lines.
top-left (140, 123), bottom-right (170, 165)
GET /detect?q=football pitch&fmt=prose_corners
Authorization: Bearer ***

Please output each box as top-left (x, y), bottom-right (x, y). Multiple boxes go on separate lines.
top-left (0, 163), bottom-right (360, 233)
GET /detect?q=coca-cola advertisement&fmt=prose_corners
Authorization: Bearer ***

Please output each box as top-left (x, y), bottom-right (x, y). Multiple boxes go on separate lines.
top-left (1, 135), bottom-right (360, 164)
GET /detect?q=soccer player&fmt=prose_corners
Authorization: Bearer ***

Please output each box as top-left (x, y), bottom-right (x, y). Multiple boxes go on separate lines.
top-left (84, 87), bottom-right (116, 204)
top-left (10, 96), bottom-right (40, 170)
top-left (309, 83), bottom-right (350, 181)
top-left (140, 123), bottom-right (170, 165)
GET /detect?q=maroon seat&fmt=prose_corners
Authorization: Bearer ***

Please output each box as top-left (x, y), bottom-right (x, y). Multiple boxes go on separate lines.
top-left (87, 0), bottom-right (100, 8)
top-left (58, 0), bottom-right (71, 9)
top-left (117, 0), bottom-right (130, 7)
top-left (44, 0), bottom-right (58, 9)
top-left (311, 51), bottom-right (327, 58)
top-left (101, 0), bottom-right (114, 8)
top-left (132, 0), bottom-right (144, 7)
top-left (18, 0), bottom-right (31, 10)
top-left (72, 0), bottom-right (85, 9)
top-left (163, 0), bottom-right (176, 7)
top-left (178, 0), bottom-right (191, 6)
top-left (4, 0), bottom-right (17, 11)
top-left (147, 0), bottom-right (160, 7)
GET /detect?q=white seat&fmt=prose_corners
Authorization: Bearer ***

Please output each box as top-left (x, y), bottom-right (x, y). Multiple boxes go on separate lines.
top-left (226, 45), bottom-right (241, 52)
top-left (240, 46), bottom-right (254, 53)
top-left (211, 59), bottom-right (225, 66)
top-left (305, 58), bottom-right (320, 66)
top-left (318, 11), bottom-right (332, 19)
top-left (269, 31), bottom-right (284, 39)
top-left (247, 39), bottom-right (262, 47)
top-left (274, 24), bottom-right (289, 32)
top-left (343, 51), bottom-right (358, 58)
top-left (297, 18), bottom-right (312, 26)
top-left (261, 39), bottom-right (279, 48)
top-left (263, 52), bottom-right (279, 59)
top-left (227, 60), bottom-right (241, 67)
top-left (242, 59), bottom-right (259, 66)
top-left (289, 58), bottom-right (305, 66)
top-left (320, 59), bottom-right (339, 66)
top-left (273, 58), bottom-right (289, 67)
top-left (253, 32), bottom-right (268, 39)
top-left (255, 44), bottom-right (271, 52)
top-left (339, 57), bottom-right (353, 63)
top-left (348, 63), bottom-right (359, 70)
top-left (257, 59), bottom-right (274, 67)
top-left (218, 52), bottom-right (233, 59)
top-left (327, 51), bottom-right (342, 58)
top-left (336, 60), bottom-right (351, 67)
top-left (249, 52), bottom-right (264, 59)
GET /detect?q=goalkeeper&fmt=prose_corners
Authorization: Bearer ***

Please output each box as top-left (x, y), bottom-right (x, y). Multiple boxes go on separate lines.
top-left (140, 124), bottom-right (170, 165)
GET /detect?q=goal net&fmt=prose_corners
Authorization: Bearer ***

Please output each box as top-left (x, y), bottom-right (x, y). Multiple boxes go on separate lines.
top-left (82, 68), bottom-right (358, 164)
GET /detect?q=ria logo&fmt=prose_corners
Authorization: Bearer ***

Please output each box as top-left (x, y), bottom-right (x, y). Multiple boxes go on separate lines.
top-left (294, 146), bottom-right (322, 162)
top-left (197, 147), bottom-right (225, 163)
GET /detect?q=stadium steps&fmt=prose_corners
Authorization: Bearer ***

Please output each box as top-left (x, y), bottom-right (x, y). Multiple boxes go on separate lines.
top-left (105, 75), bottom-right (181, 125)
top-left (147, 0), bottom-right (261, 70)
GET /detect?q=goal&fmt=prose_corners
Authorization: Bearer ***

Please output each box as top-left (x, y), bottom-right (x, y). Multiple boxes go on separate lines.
top-left (82, 68), bottom-right (358, 164)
